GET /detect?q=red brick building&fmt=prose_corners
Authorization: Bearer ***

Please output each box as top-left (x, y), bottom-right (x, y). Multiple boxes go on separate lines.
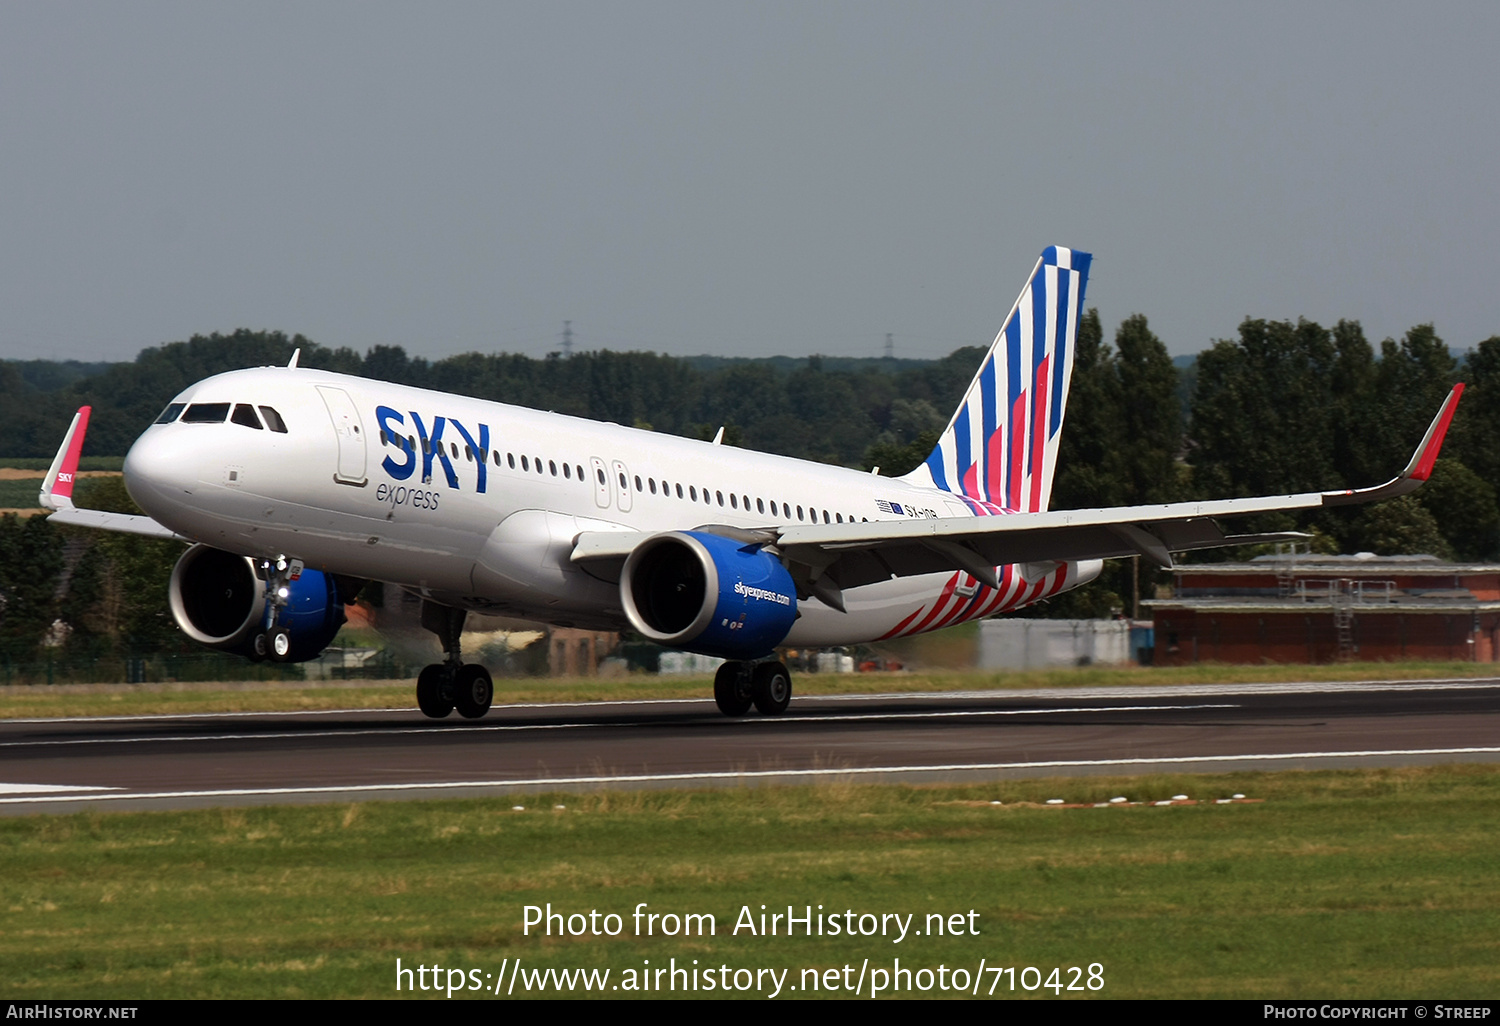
top-left (1147, 554), bottom-right (1500, 665)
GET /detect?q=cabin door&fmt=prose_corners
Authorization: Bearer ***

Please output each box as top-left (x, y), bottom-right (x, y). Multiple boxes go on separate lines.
top-left (316, 385), bottom-right (368, 486)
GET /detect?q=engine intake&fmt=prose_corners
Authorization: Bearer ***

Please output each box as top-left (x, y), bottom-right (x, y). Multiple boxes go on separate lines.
top-left (168, 544), bottom-right (345, 662)
top-left (621, 531), bottom-right (797, 660)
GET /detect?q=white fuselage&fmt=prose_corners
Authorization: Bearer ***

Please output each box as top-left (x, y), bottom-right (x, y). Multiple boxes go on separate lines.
top-left (123, 366), bottom-right (1085, 647)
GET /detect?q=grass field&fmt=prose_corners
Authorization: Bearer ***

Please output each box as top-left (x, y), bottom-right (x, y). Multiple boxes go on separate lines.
top-left (1, 765), bottom-right (1496, 999)
top-left (0, 476), bottom-right (45, 509)
top-left (0, 660), bottom-right (1494, 720)
top-left (0, 469), bottom-right (124, 509)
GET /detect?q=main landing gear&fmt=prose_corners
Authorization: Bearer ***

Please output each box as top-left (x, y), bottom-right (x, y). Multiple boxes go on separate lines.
top-left (713, 660), bottom-right (793, 717)
top-left (416, 600), bottom-right (493, 720)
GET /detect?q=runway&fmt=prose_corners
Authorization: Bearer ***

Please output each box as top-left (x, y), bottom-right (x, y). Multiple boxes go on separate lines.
top-left (1, 677), bottom-right (1498, 813)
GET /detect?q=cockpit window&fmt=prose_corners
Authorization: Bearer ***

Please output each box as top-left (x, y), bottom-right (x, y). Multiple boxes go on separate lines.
top-left (180, 403), bottom-right (231, 423)
top-left (155, 403), bottom-right (186, 424)
top-left (231, 404), bottom-right (263, 430)
top-left (258, 406), bottom-right (288, 433)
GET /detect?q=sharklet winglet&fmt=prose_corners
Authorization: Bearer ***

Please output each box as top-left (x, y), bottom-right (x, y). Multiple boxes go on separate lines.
top-left (1321, 383), bottom-right (1464, 507)
top-left (39, 406), bottom-right (91, 511)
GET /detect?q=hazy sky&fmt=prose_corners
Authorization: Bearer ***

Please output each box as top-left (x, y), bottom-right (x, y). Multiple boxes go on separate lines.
top-left (2, 2), bottom-right (1496, 363)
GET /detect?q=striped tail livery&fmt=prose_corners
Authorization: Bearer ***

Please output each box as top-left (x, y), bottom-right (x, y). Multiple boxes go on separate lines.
top-left (902, 245), bottom-right (1091, 514)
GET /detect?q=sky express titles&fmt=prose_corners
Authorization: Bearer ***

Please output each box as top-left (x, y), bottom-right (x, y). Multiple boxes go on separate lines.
top-left (375, 405), bottom-right (490, 492)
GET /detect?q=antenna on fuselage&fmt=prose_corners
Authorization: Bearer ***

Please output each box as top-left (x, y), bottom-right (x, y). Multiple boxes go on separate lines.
top-left (287, 348), bottom-right (301, 369)
top-left (712, 426), bottom-right (724, 445)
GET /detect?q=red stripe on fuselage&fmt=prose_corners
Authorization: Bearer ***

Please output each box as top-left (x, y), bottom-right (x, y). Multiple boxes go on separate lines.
top-left (903, 572), bottom-right (963, 637)
top-left (878, 605), bottom-right (927, 641)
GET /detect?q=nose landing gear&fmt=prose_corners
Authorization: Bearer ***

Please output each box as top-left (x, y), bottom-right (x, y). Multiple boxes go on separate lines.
top-left (248, 556), bottom-right (301, 663)
top-left (415, 600), bottom-right (493, 719)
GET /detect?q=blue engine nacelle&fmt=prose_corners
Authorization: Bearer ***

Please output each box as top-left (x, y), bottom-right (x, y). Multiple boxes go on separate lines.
top-left (620, 531), bottom-right (798, 660)
top-left (167, 544), bottom-right (345, 662)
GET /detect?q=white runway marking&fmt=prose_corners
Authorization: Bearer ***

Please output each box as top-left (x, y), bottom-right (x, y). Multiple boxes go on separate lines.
top-left (0, 704), bottom-right (1239, 749)
top-left (2, 746), bottom-right (1497, 805)
top-left (0, 782), bottom-right (120, 794)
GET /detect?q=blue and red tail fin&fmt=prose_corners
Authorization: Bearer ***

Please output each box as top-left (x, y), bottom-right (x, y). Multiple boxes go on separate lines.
top-left (901, 246), bottom-right (1091, 513)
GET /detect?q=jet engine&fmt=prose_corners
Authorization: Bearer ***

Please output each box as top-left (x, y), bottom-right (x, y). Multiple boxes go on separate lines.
top-left (167, 544), bottom-right (345, 662)
top-left (620, 531), bottom-right (798, 660)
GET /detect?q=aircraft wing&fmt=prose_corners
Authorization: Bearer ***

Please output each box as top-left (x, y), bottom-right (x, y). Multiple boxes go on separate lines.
top-left (38, 406), bottom-right (187, 541)
top-left (573, 383), bottom-right (1464, 599)
top-left (44, 505), bottom-right (187, 540)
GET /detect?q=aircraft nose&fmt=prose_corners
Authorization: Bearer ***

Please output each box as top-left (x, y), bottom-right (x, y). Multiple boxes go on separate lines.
top-left (123, 427), bottom-right (197, 517)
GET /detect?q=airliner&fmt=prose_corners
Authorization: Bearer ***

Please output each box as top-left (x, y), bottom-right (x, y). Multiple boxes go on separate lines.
top-left (37, 247), bottom-right (1463, 720)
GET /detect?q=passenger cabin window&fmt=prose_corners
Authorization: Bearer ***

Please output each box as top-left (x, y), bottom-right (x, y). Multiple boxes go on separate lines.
top-left (716, 490), bottom-right (724, 506)
top-left (521, 455), bottom-right (529, 471)
top-left (757, 498), bottom-right (765, 514)
top-left (535, 456), bottom-right (543, 474)
top-left (231, 404), bottom-right (263, 430)
top-left (730, 494), bottom-right (737, 509)
top-left (563, 463), bottom-right (571, 479)
top-left (257, 406), bottom-right (287, 433)
top-left (635, 475), bottom-right (643, 492)
top-left (181, 403), bottom-right (230, 423)
top-left (649, 479), bottom-right (657, 494)
top-left (689, 486), bottom-right (698, 501)
top-left (155, 403), bottom-right (185, 424)
top-left (509, 453), bottom-right (516, 469)
top-left (549, 460), bottom-right (557, 476)
top-left (675, 483), bottom-right (683, 498)
top-left (576, 465), bottom-right (584, 481)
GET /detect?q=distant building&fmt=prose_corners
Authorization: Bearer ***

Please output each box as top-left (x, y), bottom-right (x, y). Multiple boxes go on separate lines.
top-left (1146, 553), bottom-right (1500, 664)
top-left (979, 618), bottom-right (1132, 670)
top-left (548, 627), bottom-right (618, 676)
